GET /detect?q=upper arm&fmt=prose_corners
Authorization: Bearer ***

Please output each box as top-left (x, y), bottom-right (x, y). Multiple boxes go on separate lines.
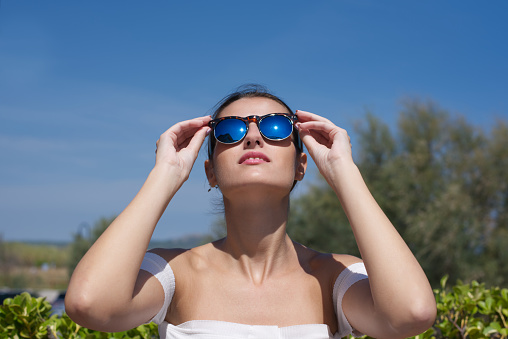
top-left (329, 254), bottom-right (375, 337)
top-left (336, 254), bottom-right (435, 339)
top-left (107, 248), bottom-right (185, 331)
top-left (329, 253), bottom-right (389, 337)
top-left (341, 278), bottom-right (384, 336)
top-left (341, 270), bottom-right (402, 339)
top-left (121, 269), bottom-right (166, 327)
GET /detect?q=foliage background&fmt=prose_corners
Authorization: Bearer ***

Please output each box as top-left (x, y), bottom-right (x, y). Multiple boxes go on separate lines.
top-left (2, 278), bottom-right (508, 339)
top-left (1, 99), bottom-right (507, 338)
top-left (288, 100), bottom-right (507, 288)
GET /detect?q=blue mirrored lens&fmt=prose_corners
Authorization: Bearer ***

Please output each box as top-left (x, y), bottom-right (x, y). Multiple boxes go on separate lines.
top-left (259, 115), bottom-right (293, 140)
top-left (214, 119), bottom-right (247, 143)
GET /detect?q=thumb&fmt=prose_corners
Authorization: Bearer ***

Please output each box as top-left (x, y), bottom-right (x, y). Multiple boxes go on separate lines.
top-left (186, 126), bottom-right (211, 157)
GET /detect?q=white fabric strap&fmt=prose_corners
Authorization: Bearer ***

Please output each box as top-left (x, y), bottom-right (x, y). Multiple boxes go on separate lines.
top-left (140, 252), bottom-right (176, 325)
top-left (333, 262), bottom-right (368, 338)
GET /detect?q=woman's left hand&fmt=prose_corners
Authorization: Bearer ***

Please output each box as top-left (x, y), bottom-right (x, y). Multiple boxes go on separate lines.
top-left (297, 110), bottom-right (437, 339)
top-left (296, 110), bottom-right (354, 180)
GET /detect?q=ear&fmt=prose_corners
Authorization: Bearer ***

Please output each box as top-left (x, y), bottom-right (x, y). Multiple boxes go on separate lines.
top-left (294, 152), bottom-right (307, 181)
top-left (204, 159), bottom-right (218, 187)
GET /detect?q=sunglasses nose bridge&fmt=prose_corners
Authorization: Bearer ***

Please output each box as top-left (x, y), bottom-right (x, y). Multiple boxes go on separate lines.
top-left (243, 115), bottom-right (264, 141)
top-left (245, 115), bottom-right (260, 124)
top-left (244, 115), bottom-right (262, 132)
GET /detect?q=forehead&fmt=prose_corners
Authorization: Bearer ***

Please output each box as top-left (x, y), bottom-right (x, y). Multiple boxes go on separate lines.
top-left (219, 97), bottom-right (290, 118)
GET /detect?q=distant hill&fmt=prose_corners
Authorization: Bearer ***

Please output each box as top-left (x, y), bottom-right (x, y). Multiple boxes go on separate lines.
top-left (9, 240), bottom-right (69, 248)
top-left (8, 234), bottom-right (210, 249)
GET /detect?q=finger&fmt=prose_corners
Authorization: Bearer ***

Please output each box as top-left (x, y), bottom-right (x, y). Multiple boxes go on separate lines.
top-left (298, 121), bottom-right (339, 135)
top-left (185, 125), bottom-right (211, 155)
top-left (160, 116), bottom-right (211, 147)
top-left (297, 121), bottom-right (346, 148)
top-left (298, 122), bottom-right (332, 142)
top-left (309, 129), bottom-right (332, 147)
top-left (298, 128), bottom-right (324, 154)
top-left (163, 116), bottom-right (212, 140)
top-left (295, 110), bottom-right (333, 124)
top-left (299, 127), bottom-right (332, 149)
top-left (174, 134), bottom-right (194, 151)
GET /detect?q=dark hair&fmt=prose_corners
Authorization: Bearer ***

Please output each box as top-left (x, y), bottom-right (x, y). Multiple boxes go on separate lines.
top-left (207, 84), bottom-right (303, 159)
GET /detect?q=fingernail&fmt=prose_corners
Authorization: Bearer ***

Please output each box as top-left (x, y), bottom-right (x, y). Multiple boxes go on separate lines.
top-left (206, 127), bottom-right (212, 136)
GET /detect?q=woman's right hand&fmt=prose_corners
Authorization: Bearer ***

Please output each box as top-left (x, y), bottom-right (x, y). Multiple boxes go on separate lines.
top-left (65, 115), bottom-right (212, 332)
top-left (155, 115), bottom-right (211, 181)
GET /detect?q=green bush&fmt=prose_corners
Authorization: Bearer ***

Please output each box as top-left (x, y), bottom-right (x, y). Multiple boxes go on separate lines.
top-left (355, 276), bottom-right (508, 339)
top-left (0, 292), bottom-right (158, 339)
top-left (0, 292), bottom-right (56, 339)
top-left (1, 279), bottom-right (507, 339)
top-left (431, 276), bottom-right (508, 339)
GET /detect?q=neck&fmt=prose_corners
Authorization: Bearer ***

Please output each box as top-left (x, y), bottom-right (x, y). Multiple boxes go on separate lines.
top-left (217, 193), bottom-right (297, 284)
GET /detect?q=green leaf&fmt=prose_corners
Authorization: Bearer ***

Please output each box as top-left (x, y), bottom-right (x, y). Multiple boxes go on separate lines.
top-left (501, 289), bottom-right (508, 301)
top-left (19, 329), bottom-right (30, 338)
top-left (440, 275), bottom-right (449, 289)
top-left (483, 321), bottom-right (502, 335)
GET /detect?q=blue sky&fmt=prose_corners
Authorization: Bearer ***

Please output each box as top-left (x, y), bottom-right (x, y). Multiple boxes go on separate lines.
top-left (1, 1), bottom-right (507, 242)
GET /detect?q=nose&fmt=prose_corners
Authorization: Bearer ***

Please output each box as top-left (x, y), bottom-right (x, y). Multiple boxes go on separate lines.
top-left (244, 121), bottom-right (263, 147)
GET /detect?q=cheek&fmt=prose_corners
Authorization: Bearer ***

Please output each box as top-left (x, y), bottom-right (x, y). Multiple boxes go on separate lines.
top-left (211, 150), bottom-right (234, 182)
top-left (278, 151), bottom-right (299, 180)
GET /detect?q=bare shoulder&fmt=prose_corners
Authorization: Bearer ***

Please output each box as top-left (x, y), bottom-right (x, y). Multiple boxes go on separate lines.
top-left (148, 242), bottom-right (218, 271)
top-left (294, 242), bottom-right (363, 280)
top-left (329, 253), bottom-right (363, 268)
top-left (148, 247), bottom-right (189, 263)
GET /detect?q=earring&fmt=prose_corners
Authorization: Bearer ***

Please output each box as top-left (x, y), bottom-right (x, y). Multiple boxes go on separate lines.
top-left (208, 185), bottom-right (218, 192)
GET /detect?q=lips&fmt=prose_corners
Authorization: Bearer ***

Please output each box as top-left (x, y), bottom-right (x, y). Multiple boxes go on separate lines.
top-left (239, 151), bottom-right (271, 164)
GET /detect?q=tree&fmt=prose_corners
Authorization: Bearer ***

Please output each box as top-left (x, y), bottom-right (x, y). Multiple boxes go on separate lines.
top-left (67, 216), bottom-right (116, 278)
top-left (288, 99), bottom-right (508, 287)
top-left (289, 179), bottom-right (359, 256)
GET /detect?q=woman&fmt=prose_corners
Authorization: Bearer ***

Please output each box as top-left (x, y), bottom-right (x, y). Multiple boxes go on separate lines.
top-left (65, 85), bottom-right (436, 339)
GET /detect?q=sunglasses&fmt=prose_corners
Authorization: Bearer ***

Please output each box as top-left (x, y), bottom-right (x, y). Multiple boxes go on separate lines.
top-left (208, 113), bottom-right (298, 144)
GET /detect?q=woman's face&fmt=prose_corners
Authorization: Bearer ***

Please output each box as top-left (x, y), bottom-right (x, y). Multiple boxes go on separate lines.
top-left (205, 97), bottom-right (306, 199)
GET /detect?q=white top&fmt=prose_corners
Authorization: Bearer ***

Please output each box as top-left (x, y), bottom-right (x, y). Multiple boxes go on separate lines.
top-left (141, 252), bottom-right (368, 339)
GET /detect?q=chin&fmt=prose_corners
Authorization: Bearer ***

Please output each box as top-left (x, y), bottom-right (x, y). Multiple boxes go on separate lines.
top-left (222, 181), bottom-right (293, 198)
